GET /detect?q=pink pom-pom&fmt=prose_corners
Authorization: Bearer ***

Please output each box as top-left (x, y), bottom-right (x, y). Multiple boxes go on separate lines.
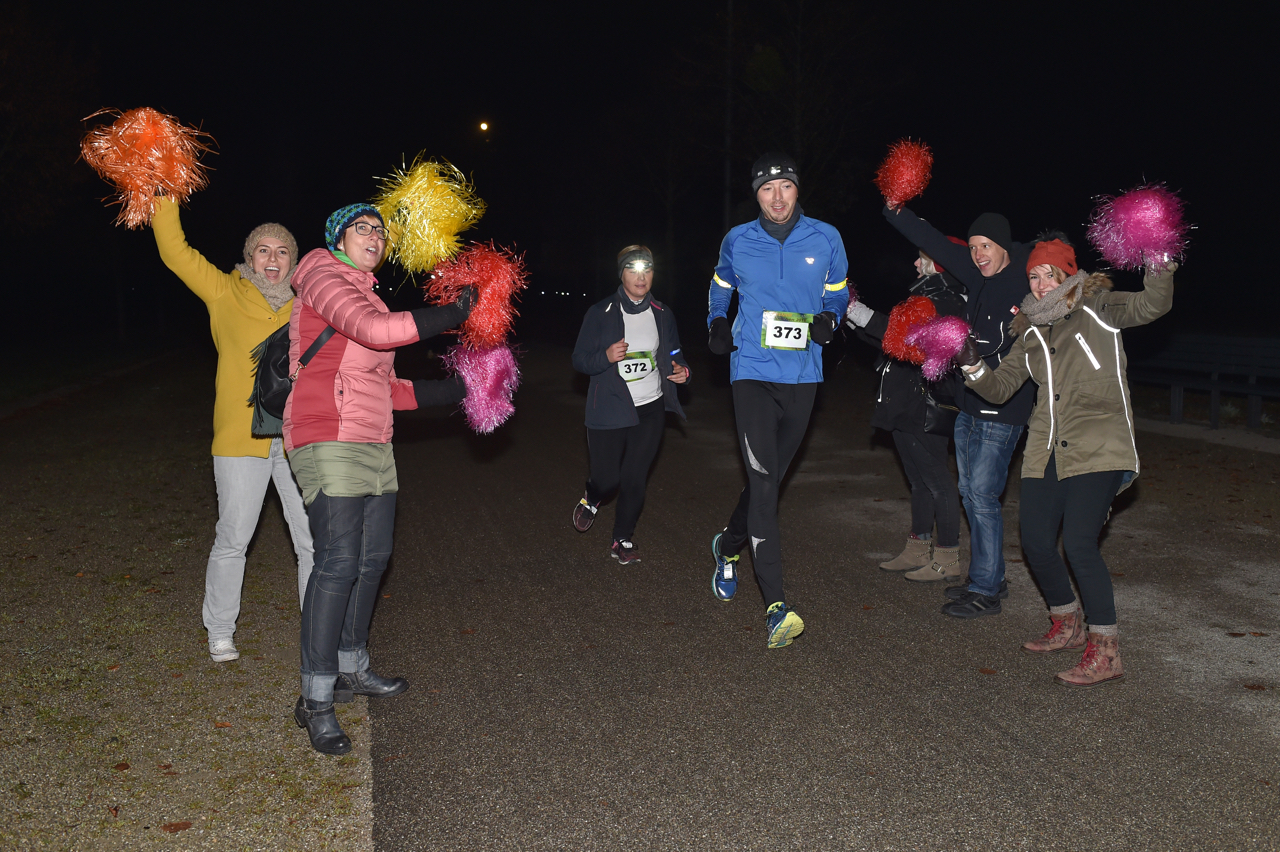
top-left (905, 315), bottom-right (971, 381)
top-left (874, 139), bottom-right (933, 210)
top-left (1086, 184), bottom-right (1190, 270)
top-left (425, 242), bottom-right (528, 348)
top-left (442, 343), bottom-right (520, 434)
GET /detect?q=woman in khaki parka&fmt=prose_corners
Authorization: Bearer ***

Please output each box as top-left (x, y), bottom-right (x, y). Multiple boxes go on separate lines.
top-left (957, 236), bottom-right (1175, 687)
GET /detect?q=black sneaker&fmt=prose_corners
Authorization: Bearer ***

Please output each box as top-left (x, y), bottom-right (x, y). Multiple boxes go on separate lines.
top-left (944, 579), bottom-right (1009, 601)
top-left (610, 539), bottom-right (640, 564)
top-left (572, 494), bottom-right (599, 532)
top-left (941, 591), bottom-right (1002, 619)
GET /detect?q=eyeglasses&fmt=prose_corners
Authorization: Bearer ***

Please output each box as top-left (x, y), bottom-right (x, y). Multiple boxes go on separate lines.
top-left (623, 261), bottom-right (653, 274)
top-left (349, 222), bottom-right (388, 239)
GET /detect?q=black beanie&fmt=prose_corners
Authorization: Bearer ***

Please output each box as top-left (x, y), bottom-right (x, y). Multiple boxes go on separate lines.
top-left (751, 153), bottom-right (799, 191)
top-left (967, 213), bottom-right (1012, 252)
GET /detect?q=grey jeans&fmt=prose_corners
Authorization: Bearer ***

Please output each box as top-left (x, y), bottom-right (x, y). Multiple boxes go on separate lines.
top-left (203, 439), bottom-right (314, 641)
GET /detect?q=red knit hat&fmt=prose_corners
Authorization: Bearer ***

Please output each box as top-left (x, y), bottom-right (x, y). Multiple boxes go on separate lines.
top-left (1026, 239), bottom-right (1078, 276)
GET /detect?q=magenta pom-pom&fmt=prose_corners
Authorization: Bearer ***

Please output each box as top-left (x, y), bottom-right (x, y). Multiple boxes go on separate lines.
top-left (874, 139), bottom-right (933, 211)
top-left (1086, 184), bottom-right (1190, 270)
top-left (443, 343), bottom-right (520, 434)
top-left (905, 315), bottom-right (971, 381)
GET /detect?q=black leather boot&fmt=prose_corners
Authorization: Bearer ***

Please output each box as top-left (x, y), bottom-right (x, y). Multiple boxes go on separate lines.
top-left (293, 697), bottom-right (352, 755)
top-left (333, 670), bottom-right (409, 703)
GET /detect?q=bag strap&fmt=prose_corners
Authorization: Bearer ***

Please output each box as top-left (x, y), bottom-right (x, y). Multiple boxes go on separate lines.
top-left (289, 326), bottom-right (337, 381)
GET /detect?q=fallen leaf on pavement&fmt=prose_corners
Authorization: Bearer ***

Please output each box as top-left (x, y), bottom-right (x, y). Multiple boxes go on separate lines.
top-left (160, 822), bottom-right (192, 833)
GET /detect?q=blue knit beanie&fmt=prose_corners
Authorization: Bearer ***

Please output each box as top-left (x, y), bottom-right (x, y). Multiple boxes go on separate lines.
top-left (325, 204), bottom-right (383, 250)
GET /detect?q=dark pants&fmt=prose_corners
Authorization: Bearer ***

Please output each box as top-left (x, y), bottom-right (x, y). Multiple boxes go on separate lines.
top-left (723, 380), bottom-right (817, 607)
top-left (1019, 453), bottom-right (1125, 625)
top-left (300, 491), bottom-right (396, 701)
top-left (586, 398), bottom-right (666, 541)
top-left (892, 429), bottom-right (960, 547)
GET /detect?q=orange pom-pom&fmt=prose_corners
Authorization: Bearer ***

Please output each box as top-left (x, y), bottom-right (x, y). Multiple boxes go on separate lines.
top-left (425, 242), bottom-right (528, 348)
top-left (874, 139), bottom-right (933, 211)
top-left (882, 295), bottom-right (937, 364)
top-left (80, 108), bottom-right (215, 229)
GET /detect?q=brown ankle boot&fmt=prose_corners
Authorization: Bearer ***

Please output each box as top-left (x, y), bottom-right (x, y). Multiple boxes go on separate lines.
top-left (1022, 607), bottom-right (1086, 654)
top-left (903, 545), bottom-right (962, 583)
top-left (880, 536), bottom-right (932, 572)
top-left (1055, 632), bottom-right (1125, 687)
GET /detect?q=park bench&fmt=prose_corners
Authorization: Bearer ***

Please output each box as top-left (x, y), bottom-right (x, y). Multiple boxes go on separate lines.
top-left (1127, 334), bottom-right (1280, 429)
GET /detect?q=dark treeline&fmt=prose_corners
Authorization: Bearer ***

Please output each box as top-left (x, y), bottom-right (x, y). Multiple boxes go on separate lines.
top-left (2, 2), bottom-right (1269, 369)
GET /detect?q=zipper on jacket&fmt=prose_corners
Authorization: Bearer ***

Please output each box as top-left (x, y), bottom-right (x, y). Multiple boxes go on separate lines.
top-left (1074, 333), bottom-right (1101, 370)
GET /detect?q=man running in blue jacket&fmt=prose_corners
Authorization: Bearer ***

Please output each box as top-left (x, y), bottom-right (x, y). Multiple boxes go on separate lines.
top-left (707, 153), bottom-right (850, 648)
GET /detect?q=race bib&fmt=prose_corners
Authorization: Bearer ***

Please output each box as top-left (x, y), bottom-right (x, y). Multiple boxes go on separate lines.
top-left (618, 351), bottom-right (656, 382)
top-left (760, 311), bottom-right (812, 350)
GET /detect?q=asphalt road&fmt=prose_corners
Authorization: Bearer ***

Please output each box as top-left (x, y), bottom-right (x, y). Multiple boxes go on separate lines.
top-left (364, 343), bottom-right (1280, 851)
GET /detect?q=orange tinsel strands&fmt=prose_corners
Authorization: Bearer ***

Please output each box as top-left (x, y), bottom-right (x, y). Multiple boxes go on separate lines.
top-left (882, 295), bottom-right (937, 364)
top-left (80, 108), bottom-right (214, 229)
top-left (424, 242), bottom-right (528, 349)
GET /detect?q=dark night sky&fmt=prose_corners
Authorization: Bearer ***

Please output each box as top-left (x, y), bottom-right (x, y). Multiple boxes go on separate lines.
top-left (11, 2), bottom-right (1273, 349)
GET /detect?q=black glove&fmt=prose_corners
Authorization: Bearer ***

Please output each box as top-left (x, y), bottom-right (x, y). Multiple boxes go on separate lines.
top-left (454, 285), bottom-right (479, 317)
top-left (956, 335), bottom-right (982, 370)
top-left (708, 316), bottom-right (737, 354)
top-left (412, 374), bottom-right (467, 407)
top-left (809, 311), bottom-right (837, 346)
top-left (411, 301), bottom-right (469, 340)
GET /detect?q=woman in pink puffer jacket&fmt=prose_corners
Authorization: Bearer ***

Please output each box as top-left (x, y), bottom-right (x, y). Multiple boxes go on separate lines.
top-left (285, 203), bottom-right (474, 755)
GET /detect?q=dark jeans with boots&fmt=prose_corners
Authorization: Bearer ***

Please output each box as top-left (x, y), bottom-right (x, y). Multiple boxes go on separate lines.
top-left (300, 492), bottom-right (396, 702)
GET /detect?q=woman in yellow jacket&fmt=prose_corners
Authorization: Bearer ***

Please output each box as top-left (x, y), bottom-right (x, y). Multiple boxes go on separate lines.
top-left (152, 197), bottom-right (313, 663)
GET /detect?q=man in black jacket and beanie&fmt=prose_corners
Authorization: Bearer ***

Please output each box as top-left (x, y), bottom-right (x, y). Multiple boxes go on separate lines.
top-left (883, 206), bottom-right (1034, 618)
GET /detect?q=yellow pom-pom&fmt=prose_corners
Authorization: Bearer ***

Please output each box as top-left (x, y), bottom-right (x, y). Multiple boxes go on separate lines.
top-left (373, 156), bottom-right (485, 273)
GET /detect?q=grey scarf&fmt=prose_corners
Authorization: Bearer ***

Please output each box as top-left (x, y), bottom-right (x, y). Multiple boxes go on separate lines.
top-left (1019, 270), bottom-right (1087, 327)
top-left (235, 262), bottom-right (296, 312)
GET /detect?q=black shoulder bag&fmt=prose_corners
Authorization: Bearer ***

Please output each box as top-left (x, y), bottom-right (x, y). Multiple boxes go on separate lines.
top-left (248, 324), bottom-right (337, 437)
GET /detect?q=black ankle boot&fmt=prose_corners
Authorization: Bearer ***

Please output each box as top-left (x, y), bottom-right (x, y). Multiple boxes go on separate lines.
top-left (293, 697), bottom-right (352, 755)
top-left (333, 669), bottom-right (409, 703)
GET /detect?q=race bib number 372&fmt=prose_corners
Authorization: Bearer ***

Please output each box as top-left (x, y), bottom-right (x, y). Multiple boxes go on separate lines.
top-left (760, 311), bottom-right (813, 350)
top-left (618, 351), bottom-right (656, 381)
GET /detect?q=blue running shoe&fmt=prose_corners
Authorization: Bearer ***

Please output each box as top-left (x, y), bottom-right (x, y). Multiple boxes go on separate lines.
top-left (765, 602), bottom-right (804, 648)
top-left (711, 530), bottom-right (739, 601)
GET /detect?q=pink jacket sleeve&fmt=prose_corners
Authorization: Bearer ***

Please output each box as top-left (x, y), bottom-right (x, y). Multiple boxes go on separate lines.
top-left (304, 264), bottom-right (420, 351)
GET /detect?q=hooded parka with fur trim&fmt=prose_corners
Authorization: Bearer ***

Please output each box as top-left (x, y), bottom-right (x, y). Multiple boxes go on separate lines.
top-left (963, 266), bottom-right (1174, 490)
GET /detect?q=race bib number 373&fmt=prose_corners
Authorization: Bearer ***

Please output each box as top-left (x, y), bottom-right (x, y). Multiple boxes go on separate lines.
top-left (760, 311), bottom-right (813, 350)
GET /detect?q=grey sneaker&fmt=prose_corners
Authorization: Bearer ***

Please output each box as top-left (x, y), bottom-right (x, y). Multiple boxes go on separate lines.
top-left (209, 638), bottom-right (239, 662)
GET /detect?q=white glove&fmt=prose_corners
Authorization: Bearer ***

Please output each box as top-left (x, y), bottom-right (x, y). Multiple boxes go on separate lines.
top-left (845, 300), bottom-right (874, 328)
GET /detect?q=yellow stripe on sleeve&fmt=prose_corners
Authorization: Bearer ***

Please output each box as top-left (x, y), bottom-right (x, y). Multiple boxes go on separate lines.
top-left (824, 279), bottom-right (848, 291)
top-left (713, 273), bottom-right (735, 289)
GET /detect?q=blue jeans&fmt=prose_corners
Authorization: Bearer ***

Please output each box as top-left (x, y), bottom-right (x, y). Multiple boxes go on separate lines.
top-left (953, 412), bottom-right (1023, 598)
top-left (299, 492), bottom-right (396, 702)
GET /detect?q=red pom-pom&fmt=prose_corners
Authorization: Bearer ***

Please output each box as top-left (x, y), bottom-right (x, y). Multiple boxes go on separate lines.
top-left (882, 296), bottom-right (937, 364)
top-left (424, 242), bottom-right (528, 348)
top-left (874, 139), bottom-right (933, 211)
top-left (79, 108), bottom-right (214, 229)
